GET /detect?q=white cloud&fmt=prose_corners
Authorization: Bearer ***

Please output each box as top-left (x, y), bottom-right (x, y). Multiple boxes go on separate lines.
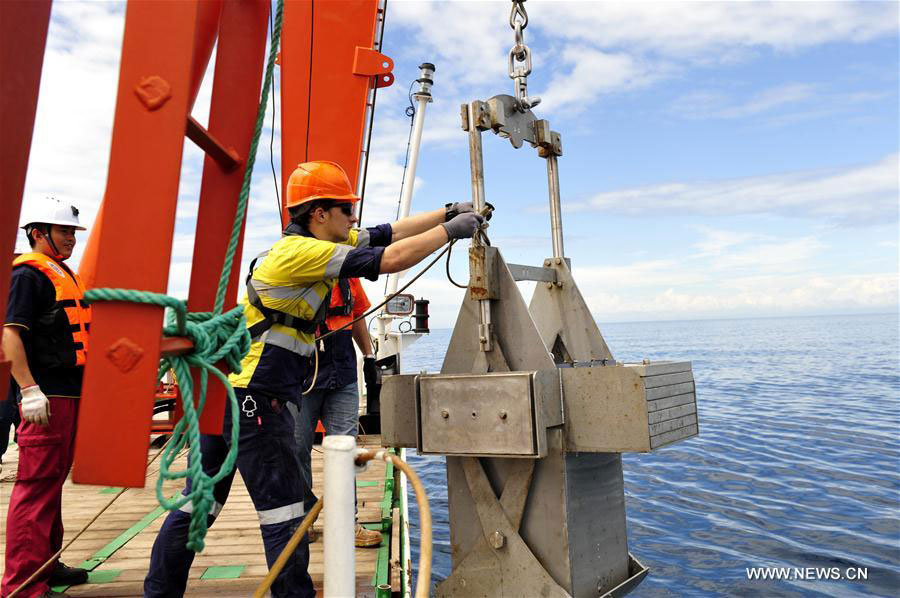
top-left (24, 3), bottom-right (124, 215)
top-left (690, 226), bottom-right (758, 257)
top-left (670, 83), bottom-right (891, 124)
top-left (579, 269), bottom-right (898, 322)
top-left (387, 1), bottom-right (898, 124)
top-left (706, 236), bottom-right (824, 274)
top-left (532, 1), bottom-right (898, 57)
top-left (538, 47), bottom-right (660, 112)
top-left (571, 153), bottom-right (900, 226)
top-left (672, 83), bottom-right (816, 119)
top-left (573, 225), bottom-right (895, 321)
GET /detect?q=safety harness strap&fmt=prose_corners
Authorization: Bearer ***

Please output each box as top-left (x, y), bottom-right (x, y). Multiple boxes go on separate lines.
top-left (325, 277), bottom-right (353, 318)
top-left (244, 251), bottom-right (333, 340)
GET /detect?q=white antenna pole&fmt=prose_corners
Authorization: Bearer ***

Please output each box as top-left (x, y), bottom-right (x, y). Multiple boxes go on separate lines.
top-left (376, 63), bottom-right (435, 345)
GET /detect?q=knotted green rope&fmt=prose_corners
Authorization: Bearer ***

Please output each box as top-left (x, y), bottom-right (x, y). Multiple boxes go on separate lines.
top-left (83, 0), bottom-right (284, 552)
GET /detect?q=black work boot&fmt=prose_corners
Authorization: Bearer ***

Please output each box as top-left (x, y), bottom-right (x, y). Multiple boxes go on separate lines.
top-left (48, 561), bottom-right (89, 586)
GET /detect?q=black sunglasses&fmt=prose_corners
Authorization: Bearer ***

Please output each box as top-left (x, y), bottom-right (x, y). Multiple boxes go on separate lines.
top-left (330, 203), bottom-right (354, 216)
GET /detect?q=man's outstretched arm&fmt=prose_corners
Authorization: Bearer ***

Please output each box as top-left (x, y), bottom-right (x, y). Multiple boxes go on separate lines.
top-left (388, 202), bottom-right (477, 242)
top-left (380, 212), bottom-right (484, 273)
top-left (388, 208), bottom-right (446, 242)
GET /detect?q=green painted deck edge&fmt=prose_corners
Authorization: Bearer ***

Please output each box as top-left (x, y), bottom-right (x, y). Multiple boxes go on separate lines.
top-left (372, 532), bottom-right (390, 588)
top-left (86, 568), bottom-right (123, 584)
top-left (51, 504), bottom-right (168, 592)
top-left (356, 480), bottom-right (378, 487)
top-left (380, 449), bottom-right (395, 525)
top-left (201, 565), bottom-right (246, 579)
top-left (99, 486), bottom-right (124, 494)
top-left (372, 448), bottom-right (397, 591)
top-left (94, 505), bottom-right (167, 559)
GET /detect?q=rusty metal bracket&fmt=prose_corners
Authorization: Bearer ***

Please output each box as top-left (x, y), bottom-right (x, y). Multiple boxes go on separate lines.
top-left (469, 246), bottom-right (500, 301)
top-left (534, 119), bottom-right (563, 157)
top-left (461, 99), bottom-right (492, 132)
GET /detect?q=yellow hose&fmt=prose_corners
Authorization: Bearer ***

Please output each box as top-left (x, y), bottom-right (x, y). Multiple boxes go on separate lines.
top-left (383, 450), bottom-right (433, 598)
top-left (357, 449), bottom-right (433, 598)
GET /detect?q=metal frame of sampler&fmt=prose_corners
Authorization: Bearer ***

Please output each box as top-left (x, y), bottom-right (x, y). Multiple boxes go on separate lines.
top-left (380, 93), bottom-right (700, 597)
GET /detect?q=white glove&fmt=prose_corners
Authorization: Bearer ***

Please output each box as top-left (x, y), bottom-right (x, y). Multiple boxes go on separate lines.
top-left (20, 385), bottom-right (50, 426)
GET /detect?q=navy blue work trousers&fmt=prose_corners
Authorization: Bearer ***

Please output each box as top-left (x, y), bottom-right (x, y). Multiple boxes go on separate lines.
top-left (143, 389), bottom-right (315, 598)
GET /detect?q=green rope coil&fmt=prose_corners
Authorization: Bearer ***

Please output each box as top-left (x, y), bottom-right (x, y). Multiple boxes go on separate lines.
top-left (82, 0), bottom-right (284, 553)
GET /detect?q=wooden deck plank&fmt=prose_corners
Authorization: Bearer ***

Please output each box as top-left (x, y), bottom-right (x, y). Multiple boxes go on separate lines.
top-left (1, 435), bottom-right (389, 597)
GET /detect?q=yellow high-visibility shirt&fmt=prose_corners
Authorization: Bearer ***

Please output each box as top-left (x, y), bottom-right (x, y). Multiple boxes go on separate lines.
top-left (228, 224), bottom-right (389, 398)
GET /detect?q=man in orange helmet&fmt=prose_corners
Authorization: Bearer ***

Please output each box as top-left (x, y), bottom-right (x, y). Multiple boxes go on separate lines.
top-left (144, 161), bottom-right (483, 598)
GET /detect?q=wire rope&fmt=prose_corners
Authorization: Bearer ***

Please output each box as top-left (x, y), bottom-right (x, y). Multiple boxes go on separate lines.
top-left (269, 1), bottom-right (281, 220)
top-left (444, 241), bottom-right (468, 289)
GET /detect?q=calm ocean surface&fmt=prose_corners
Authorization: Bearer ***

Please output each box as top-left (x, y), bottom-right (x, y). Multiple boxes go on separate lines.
top-left (399, 313), bottom-right (900, 597)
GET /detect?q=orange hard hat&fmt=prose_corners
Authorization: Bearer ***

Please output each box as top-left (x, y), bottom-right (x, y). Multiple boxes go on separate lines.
top-left (286, 161), bottom-right (360, 209)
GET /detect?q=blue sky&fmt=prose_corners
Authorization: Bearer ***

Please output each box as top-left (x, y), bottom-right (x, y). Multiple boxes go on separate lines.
top-left (19, 1), bottom-right (899, 327)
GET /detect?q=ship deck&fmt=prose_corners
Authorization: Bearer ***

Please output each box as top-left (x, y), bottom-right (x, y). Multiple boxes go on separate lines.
top-left (1, 434), bottom-right (392, 597)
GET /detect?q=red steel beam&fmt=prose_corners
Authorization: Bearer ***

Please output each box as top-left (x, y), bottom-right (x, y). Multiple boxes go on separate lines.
top-left (187, 0), bottom-right (270, 435)
top-left (279, 0), bottom-right (313, 228)
top-left (280, 0), bottom-right (392, 223)
top-left (0, 0), bottom-right (53, 402)
top-left (73, 0), bottom-right (204, 487)
top-left (79, 0), bottom-right (223, 289)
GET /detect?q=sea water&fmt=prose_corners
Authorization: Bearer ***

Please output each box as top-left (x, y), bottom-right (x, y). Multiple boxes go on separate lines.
top-left (401, 313), bottom-right (900, 597)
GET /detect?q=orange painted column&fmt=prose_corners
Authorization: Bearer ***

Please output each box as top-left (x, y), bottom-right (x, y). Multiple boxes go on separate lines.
top-left (280, 0), bottom-right (393, 223)
top-left (79, 0), bottom-right (223, 289)
top-left (0, 0), bottom-right (52, 401)
top-left (189, 0), bottom-right (270, 434)
top-left (73, 0), bottom-right (204, 487)
top-left (279, 0), bottom-right (313, 228)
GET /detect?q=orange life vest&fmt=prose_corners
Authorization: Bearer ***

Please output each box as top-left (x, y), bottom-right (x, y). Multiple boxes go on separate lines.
top-left (12, 252), bottom-right (91, 368)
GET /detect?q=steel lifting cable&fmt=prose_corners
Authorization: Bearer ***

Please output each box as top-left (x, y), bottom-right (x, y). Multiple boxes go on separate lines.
top-left (311, 204), bottom-right (492, 348)
top-left (301, 238), bottom-right (457, 394)
top-left (304, 204), bottom-right (492, 391)
top-left (81, 0), bottom-right (285, 553)
top-left (253, 448), bottom-right (433, 598)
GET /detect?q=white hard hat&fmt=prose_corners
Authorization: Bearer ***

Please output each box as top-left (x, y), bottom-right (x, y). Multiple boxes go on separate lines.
top-left (19, 196), bottom-right (86, 231)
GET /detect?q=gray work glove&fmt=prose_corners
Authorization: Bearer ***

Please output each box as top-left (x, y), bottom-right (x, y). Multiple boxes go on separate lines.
top-left (445, 202), bottom-right (493, 221)
top-left (444, 202), bottom-right (473, 221)
top-left (441, 212), bottom-right (484, 240)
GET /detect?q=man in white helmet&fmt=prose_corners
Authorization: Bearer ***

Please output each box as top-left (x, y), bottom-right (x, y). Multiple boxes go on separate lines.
top-left (2, 197), bottom-right (92, 598)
